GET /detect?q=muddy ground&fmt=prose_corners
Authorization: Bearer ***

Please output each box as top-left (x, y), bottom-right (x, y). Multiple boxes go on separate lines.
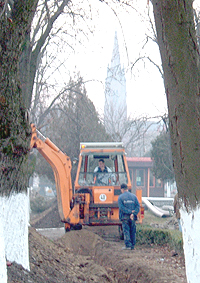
top-left (7, 200), bottom-right (187, 283)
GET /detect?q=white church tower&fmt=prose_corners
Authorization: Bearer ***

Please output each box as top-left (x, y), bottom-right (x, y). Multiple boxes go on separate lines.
top-left (104, 31), bottom-right (127, 139)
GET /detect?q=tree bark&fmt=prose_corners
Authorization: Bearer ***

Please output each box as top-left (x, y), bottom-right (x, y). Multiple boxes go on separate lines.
top-left (0, 0), bottom-right (39, 275)
top-left (0, 0), bottom-right (38, 194)
top-left (151, 1), bottom-right (200, 281)
top-left (151, 0), bottom-right (200, 210)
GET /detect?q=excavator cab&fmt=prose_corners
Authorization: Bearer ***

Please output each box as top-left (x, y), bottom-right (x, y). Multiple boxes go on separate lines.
top-left (77, 153), bottom-right (128, 187)
top-left (67, 142), bottom-right (132, 229)
top-left (74, 142), bottom-right (131, 200)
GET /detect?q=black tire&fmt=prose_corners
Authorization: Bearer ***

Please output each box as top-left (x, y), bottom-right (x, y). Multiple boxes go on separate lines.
top-left (65, 226), bottom-right (71, 233)
top-left (118, 225), bottom-right (124, 240)
top-left (71, 223), bottom-right (82, 230)
top-left (65, 223), bottom-right (82, 232)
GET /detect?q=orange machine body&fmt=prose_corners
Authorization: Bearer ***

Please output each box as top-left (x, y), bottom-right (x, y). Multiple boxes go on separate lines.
top-left (30, 125), bottom-right (143, 231)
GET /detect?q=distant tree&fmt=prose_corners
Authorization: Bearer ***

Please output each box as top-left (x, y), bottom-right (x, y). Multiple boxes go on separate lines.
top-left (20, 0), bottom-right (71, 109)
top-left (34, 75), bottom-right (111, 184)
top-left (104, 102), bottom-right (154, 156)
top-left (20, 0), bottom-right (93, 110)
top-left (150, 131), bottom-right (174, 181)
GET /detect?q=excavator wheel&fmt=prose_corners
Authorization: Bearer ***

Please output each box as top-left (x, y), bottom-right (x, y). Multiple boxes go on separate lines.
top-left (64, 223), bottom-right (82, 232)
top-left (64, 223), bottom-right (71, 233)
top-left (71, 223), bottom-right (82, 230)
top-left (65, 227), bottom-right (71, 233)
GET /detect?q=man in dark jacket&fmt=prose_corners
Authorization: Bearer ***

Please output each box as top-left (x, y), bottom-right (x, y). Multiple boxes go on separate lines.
top-left (118, 183), bottom-right (140, 250)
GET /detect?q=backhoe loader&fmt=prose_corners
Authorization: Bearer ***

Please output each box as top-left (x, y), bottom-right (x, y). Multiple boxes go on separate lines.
top-left (30, 124), bottom-right (144, 234)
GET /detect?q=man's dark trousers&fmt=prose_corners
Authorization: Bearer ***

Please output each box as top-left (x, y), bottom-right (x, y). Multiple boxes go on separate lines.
top-left (122, 219), bottom-right (136, 248)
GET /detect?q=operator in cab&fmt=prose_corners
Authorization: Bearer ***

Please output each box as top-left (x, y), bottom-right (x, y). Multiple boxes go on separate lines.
top-left (93, 159), bottom-right (112, 185)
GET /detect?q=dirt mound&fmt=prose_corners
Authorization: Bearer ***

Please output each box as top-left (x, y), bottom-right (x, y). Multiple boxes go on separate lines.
top-left (58, 228), bottom-right (107, 256)
top-left (58, 227), bottom-right (186, 283)
top-left (7, 227), bottom-right (112, 283)
top-left (6, 225), bottom-right (187, 283)
top-left (9, 202), bottom-right (186, 283)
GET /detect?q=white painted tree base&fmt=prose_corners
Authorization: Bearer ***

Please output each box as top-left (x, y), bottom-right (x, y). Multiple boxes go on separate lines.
top-left (0, 217), bottom-right (7, 283)
top-left (181, 207), bottom-right (200, 283)
top-left (0, 192), bottom-right (30, 282)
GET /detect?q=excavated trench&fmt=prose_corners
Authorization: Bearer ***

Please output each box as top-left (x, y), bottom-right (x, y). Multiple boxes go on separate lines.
top-left (7, 200), bottom-right (186, 283)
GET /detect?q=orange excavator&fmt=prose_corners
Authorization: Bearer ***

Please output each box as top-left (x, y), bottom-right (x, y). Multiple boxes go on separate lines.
top-left (30, 124), bottom-right (144, 234)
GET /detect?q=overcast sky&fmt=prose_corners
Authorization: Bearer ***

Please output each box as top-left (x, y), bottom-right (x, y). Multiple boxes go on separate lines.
top-left (69, 0), bottom-right (168, 118)
top-left (45, 0), bottom-right (199, 119)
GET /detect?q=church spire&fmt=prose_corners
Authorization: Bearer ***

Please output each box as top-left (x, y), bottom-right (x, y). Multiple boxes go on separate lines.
top-left (104, 32), bottom-right (127, 140)
top-left (110, 31), bottom-right (121, 68)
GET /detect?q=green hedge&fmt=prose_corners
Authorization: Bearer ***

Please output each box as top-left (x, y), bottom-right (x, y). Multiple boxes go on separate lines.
top-left (136, 225), bottom-right (183, 254)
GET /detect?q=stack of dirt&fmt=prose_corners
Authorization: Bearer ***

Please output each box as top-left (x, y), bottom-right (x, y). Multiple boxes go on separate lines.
top-left (7, 226), bottom-right (186, 283)
top-left (59, 228), bottom-right (186, 283)
top-left (7, 200), bottom-right (187, 283)
top-left (7, 227), bottom-right (113, 283)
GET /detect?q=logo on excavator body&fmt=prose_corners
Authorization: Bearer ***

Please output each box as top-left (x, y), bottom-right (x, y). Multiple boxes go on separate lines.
top-left (99, 194), bottom-right (107, 202)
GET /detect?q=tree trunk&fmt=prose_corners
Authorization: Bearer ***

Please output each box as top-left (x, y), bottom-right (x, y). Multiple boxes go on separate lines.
top-left (19, 32), bottom-right (37, 109)
top-left (0, 0), bottom-right (38, 195)
top-left (0, 0), bottom-right (38, 277)
top-left (151, 0), bottom-right (200, 281)
top-left (152, 0), bottom-right (200, 206)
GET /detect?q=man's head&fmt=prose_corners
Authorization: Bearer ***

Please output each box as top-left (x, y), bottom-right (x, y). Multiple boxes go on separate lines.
top-left (98, 159), bottom-right (105, 171)
top-left (121, 183), bottom-right (128, 192)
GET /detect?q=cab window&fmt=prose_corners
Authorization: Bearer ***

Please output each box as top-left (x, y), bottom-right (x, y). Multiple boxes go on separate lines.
top-left (78, 153), bottom-right (128, 186)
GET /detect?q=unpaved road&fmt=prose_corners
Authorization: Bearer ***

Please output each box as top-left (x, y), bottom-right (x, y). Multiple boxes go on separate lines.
top-left (19, 200), bottom-right (186, 283)
top-left (35, 225), bottom-right (187, 283)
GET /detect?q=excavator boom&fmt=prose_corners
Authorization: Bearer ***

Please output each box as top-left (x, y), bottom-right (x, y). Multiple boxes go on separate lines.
top-left (30, 124), bottom-right (73, 222)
